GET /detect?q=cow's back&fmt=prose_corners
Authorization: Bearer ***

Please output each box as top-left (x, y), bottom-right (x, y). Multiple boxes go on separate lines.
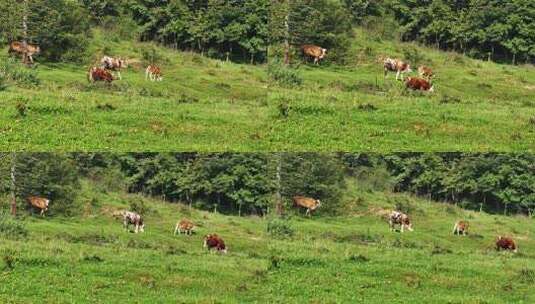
top-left (293, 196), bottom-right (316, 208)
top-left (27, 196), bottom-right (47, 209)
top-left (301, 45), bottom-right (322, 57)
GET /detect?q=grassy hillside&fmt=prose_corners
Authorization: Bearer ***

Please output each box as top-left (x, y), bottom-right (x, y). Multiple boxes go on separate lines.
top-left (1, 179), bottom-right (534, 303)
top-left (269, 28), bottom-right (535, 151)
top-left (0, 30), bottom-right (269, 151)
top-left (2, 28), bottom-right (535, 151)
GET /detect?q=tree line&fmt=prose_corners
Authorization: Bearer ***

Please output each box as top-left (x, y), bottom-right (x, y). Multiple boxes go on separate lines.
top-left (0, 153), bottom-right (533, 217)
top-left (0, 0), bottom-right (269, 63)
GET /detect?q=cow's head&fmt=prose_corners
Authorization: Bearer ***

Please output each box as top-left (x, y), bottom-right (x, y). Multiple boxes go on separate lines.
top-left (320, 48), bottom-right (327, 59)
top-left (33, 45), bottom-right (41, 54)
top-left (316, 199), bottom-right (322, 208)
top-left (403, 217), bottom-right (413, 231)
top-left (44, 199), bottom-right (50, 211)
top-left (429, 85), bottom-right (434, 93)
top-left (120, 58), bottom-right (128, 68)
top-left (406, 64), bottom-right (412, 73)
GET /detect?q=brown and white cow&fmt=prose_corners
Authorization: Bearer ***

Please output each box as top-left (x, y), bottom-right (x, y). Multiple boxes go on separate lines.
top-left (203, 234), bottom-right (227, 253)
top-left (418, 66), bottom-right (434, 80)
top-left (293, 196), bottom-right (321, 217)
top-left (301, 44), bottom-right (327, 65)
top-left (88, 67), bottom-right (114, 83)
top-left (383, 58), bottom-right (412, 81)
top-left (8, 41), bottom-right (41, 64)
top-left (27, 196), bottom-right (49, 216)
top-left (174, 219), bottom-right (195, 235)
top-left (100, 56), bottom-right (127, 80)
top-left (389, 211), bottom-right (413, 232)
top-left (453, 220), bottom-right (469, 236)
top-left (496, 236), bottom-right (517, 253)
top-left (123, 211), bottom-right (145, 233)
top-left (145, 65), bottom-right (163, 82)
top-left (405, 77), bottom-right (434, 92)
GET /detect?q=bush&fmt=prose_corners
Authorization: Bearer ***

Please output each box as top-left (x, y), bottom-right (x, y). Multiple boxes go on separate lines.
top-left (267, 218), bottom-right (294, 239)
top-left (129, 200), bottom-right (151, 216)
top-left (267, 61), bottom-right (303, 87)
top-left (0, 58), bottom-right (40, 86)
top-left (0, 213), bottom-right (28, 240)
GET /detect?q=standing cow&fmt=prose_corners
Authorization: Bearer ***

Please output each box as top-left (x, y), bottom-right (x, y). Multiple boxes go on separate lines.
top-left (383, 57), bottom-right (412, 81)
top-left (389, 211), bottom-right (413, 232)
top-left (27, 196), bottom-right (49, 216)
top-left (8, 41), bottom-right (41, 64)
top-left (174, 219), bottom-right (195, 235)
top-left (203, 234), bottom-right (227, 253)
top-left (301, 44), bottom-right (327, 65)
top-left (145, 65), bottom-right (163, 82)
top-left (123, 211), bottom-right (145, 233)
top-left (452, 220), bottom-right (469, 236)
top-left (100, 56), bottom-right (127, 80)
top-left (292, 196), bottom-right (321, 217)
top-left (418, 66), bottom-right (434, 80)
top-left (496, 236), bottom-right (517, 253)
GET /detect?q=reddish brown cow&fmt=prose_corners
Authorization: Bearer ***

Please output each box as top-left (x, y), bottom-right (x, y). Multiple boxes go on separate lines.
top-left (27, 196), bottom-right (49, 216)
top-left (293, 196), bottom-right (321, 217)
top-left (453, 220), bottom-right (469, 236)
top-left (203, 234), bottom-right (227, 253)
top-left (145, 65), bottom-right (163, 81)
top-left (496, 236), bottom-right (517, 253)
top-left (389, 211), bottom-right (413, 232)
top-left (88, 67), bottom-right (114, 83)
top-left (301, 44), bottom-right (327, 65)
top-left (405, 77), bottom-right (434, 92)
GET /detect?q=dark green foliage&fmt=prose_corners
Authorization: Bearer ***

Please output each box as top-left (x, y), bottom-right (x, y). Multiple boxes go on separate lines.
top-left (15, 101), bottom-right (28, 118)
top-left (388, 0), bottom-right (535, 64)
top-left (129, 0), bottom-right (268, 63)
top-left (342, 0), bottom-right (384, 24)
top-left (267, 218), bottom-right (294, 239)
top-left (267, 61), bottom-right (303, 87)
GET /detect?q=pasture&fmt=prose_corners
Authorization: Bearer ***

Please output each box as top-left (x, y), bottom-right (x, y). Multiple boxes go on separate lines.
top-left (2, 27), bottom-right (535, 151)
top-left (269, 29), bottom-right (535, 151)
top-left (1, 179), bottom-right (534, 303)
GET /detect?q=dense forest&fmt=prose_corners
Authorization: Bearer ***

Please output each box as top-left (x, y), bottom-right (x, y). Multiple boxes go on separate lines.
top-left (0, 0), bottom-right (269, 63)
top-left (271, 0), bottom-right (535, 64)
top-left (0, 153), bottom-right (533, 217)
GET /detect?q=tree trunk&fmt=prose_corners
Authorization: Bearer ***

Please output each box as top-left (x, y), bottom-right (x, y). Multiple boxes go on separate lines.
top-left (10, 153), bottom-right (17, 216)
top-left (275, 153), bottom-right (283, 216)
top-left (22, 0), bottom-right (29, 64)
top-left (283, 4), bottom-right (290, 65)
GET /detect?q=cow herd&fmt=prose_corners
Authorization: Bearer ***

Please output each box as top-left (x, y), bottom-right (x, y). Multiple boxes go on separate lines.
top-left (88, 56), bottom-right (163, 84)
top-left (301, 43), bottom-right (435, 93)
top-left (26, 194), bottom-right (520, 254)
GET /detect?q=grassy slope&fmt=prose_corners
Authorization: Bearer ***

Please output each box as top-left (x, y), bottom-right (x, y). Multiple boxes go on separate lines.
top-left (0, 30), bottom-right (269, 151)
top-left (1, 180), bottom-right (534, 303)
top-left (269, 28), bottom-right (535, 151)
top-left (2, 28), bottom-right (535, 151)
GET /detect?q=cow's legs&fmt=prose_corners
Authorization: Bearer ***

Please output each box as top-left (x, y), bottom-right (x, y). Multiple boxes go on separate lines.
top-left (174, 224), bottom-right (179, 235)
top-left (306, 208), bottom-right (311, 217)
top-left (40, 209), bottom-right (45, 217)
top-left (400, 224), bottom-right (404, 233)
top-left (396, 70), bottom-right (401, 81)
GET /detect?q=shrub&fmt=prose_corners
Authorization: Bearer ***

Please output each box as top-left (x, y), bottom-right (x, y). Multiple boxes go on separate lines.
top-left (15, 101), bottom-right (28, 117)
top-left (278, 99), bottom-right (290, 118)
top-left (267, 61), bottom-right (303, 87)
top-left (403, 46), bottom-right (426, 66)
top-left (267, 218), bottom-right (294, 239)
top-left (0, 58), bottom-right (40, 86)
top-left (0, 213), bottom-right (28, 240)
top-left (129, 200), bottom-right (151, 216)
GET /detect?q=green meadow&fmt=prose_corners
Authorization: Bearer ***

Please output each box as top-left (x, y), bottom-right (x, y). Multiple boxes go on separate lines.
top-left (1, 28), bottom-right (535, 151)
top-left (1, 179), bottom-right (534, 303)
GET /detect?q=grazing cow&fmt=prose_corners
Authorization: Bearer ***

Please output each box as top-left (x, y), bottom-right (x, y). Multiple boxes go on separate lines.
top-left (389, 211), bottom-right (413, 232)
top-left (174, 219), bottom-right (195, 235)
top-left (301, 44), bottom-right (327, 65)
top-left (145, 65), bottom-right (163, 82)
top-left (292, 196), bottom-right (321, 217)
top-left (496, 236), bottom-right (517, 253)
top-left (203, 234), bottom-right (227, 253)
top-left (418, 66), bottom-right (434, 80)
top-left (88, 67), bottom-right (114, 83)
top-left (383, 58), bottom-right (412, 80)
top-left (8, 41), bottom-right (41, 64)
top-left (452, 220), bottom-right (469, 236)
top-left (27, 196), bottom-right (49, 216)
top-left (405, 77), bottom-right (434, 92)
top-left (123, 211), bottom-right (145, 233)
top-left (100, 56), bottom-right (127, 80)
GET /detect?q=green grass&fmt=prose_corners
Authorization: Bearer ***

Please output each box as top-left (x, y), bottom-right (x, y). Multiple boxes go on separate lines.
top-left (1, 179), bottom-right (535, 303)
top-left (268, 28), bottom-right (535, 151)
top-left (2, 28), bottom-right (535, 151)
